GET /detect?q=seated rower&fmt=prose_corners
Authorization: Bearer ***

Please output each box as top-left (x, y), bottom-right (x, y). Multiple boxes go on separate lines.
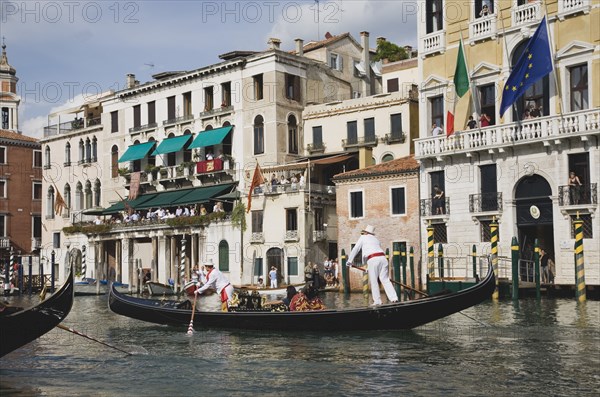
top-left (290, 285), bottom-right (325, 311)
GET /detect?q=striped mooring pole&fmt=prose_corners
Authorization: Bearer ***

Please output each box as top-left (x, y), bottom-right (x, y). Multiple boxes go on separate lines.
top-left (574, 215), bottom-right (586, 303)
top-left (409, 247), bottom-right (415, 300)
top-left (427, 222), bottom-right (435, 277)
top-left (362, 262), bottom-right (369, 302)
top-left (180, 235), bottom-right (186, 290)
top-left (490, 218), bottom-right (499, 300)
top-left (392, 243), bottom-right (401, 297)
top-left (472, 244), bottom-right (477, 279)
top-left (81, 245), bottom-right (87, 278)
top-left (511, 236), bottom-right (519, 301)
top-left (534, 239), bottom-right (541, 299)
top-left (437, 243), bottom-right (444, 279)
top-left (9, 249), bottom-right (15, 286)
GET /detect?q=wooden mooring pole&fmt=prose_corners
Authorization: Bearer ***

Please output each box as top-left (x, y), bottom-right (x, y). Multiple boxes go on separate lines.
top-left (491, 218), bottom-right (499, 300)
top-left (574, 215), bottom-right (586, 303)
top-left (511, 237), bottom-right (519, 301)
top-left (392, 245), bottom-right (401, 297)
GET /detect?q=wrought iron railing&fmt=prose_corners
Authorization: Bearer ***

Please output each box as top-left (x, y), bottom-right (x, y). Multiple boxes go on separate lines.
top-left (307, 142), bottom-right (325, 153)
top-left (420, 197), bottom-right (450, 216)
top-left (558, 183), bottom-right (597, 206)
top-left (342, 135), bottom-right (378, 149)
top-left (469, 192), bottom-right (503, 213)
top-left (313, 230), bottom-right (327, 242)
top-left (285, 230), bottom-right (299, 241)
top-left (163, 114), bottom-right (195, 127)
top-left (129, 122), bottom-right (158, 133)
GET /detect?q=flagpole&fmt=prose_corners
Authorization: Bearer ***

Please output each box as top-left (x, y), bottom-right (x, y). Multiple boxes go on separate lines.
top-left (458, 26), bottom-right (482, 135)
top-left (497, 4), bottom-right (520, 123)
top-left (542, 0), bottom-right (565, 116)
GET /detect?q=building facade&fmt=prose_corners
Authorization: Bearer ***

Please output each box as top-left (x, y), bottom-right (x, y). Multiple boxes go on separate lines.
top-left (416, 0), bottom-right (599, 285)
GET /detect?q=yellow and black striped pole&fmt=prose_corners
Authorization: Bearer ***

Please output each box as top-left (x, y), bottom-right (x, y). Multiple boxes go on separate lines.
top-left (409, 247), bottom-right (415, 300)
top-left (511, 236), bottom-right (520, 301)
top-left (491, 218), bottom-right (499, 300)
top-left (427, 221), bottom-right (435, 277)
top-left (392, 243), bottom-right (401, 297)
top-left (362, 263), bottom-right (369, 302)
top-left (574, 215), bottom-right (586, 303)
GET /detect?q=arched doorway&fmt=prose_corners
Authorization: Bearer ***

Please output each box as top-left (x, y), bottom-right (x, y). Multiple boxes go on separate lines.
top-left (515, 174), bottom-right (554, 266)
top-left (266, 247), bottom-right (283, 285)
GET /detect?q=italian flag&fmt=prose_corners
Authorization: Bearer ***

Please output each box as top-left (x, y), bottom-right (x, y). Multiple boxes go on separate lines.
top-left (446, 39), bottom-right (469, 137)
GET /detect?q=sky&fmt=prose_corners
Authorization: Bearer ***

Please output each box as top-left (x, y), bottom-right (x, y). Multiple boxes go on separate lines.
top-left (1, 0), bottom-right (419, 138)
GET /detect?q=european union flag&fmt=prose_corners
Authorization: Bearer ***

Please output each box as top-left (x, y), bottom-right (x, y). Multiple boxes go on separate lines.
top-left (500, 16), bottom-right (553, 116)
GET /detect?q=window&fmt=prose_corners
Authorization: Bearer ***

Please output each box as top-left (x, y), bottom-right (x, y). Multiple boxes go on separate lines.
top-left (133, 105), bottom-right (141, 128)
top-left (287, 257), bottom-right (299, 276)
top-left (313, 126), bottom-right (323, 148)
top-left (33, 182), bottom-right (42, 200)
top-left (350, 190), bottom-right (364, 219)
top-left (94, 179), bottom-right (101, 207)
top-left (391, 187), bottom-right (406, 215)
top-left (353, 60), bottom-right (362, 77)
top-left (0, 180), bottom-right (5, 198)
top-left (480, 164), bottom-right (498, 211)
top-left (329, 53), bottom-right (343, 71)
top-left (53, 232), bottom-right (60, 249)
top-left (253, 74), bottom-right (264, 101)
top-left (64, 143), bottom-right (71, 165)
top-left (288, 115), bottom-right (298, 154)
top-left (286, 208), bottom-right (298, 231)
top-left (426, 0), bottom-right (443, 34)
top-left (571, 214), bottom-right (593, 239)
top-left (203, 87), bottom-right (214, 111)
top-left (92, 137), bottom-right (97, 162)
top-left (47, 186), bottom-right (55, 219)
top-left (85, 181), bottom-right (92, 209)
top-left (183, 91), bottom-right (192, 116)
top-left (570, 64), bottom-right (588, 111)
top-left (479, 84), bottom-right (496, 125)
top-left (285, 74), bottom-right (301, 101)
top-left (78, 139), bottom-right (84, 163)
top-left (111, 145), bottom-right (119, 178)
top-left (347, 121), bottom-right (357, 145)
top-left (382, 154), bottom-right (394, 162)
top-left (0, 146), bottom-right (5, 164)
top-left (252, 211), bottom-right (263, 233)
top-left (0, 215), bottom-right (4, 236)
top-left (32, 216), bottom-right (42, 239)
top-left (111, 111), bottom-right (118, 133)
top-left (219, 240), bottom-right (229, 272)
top-left (64, 184), bottom-right (71, 216)
top-left (390, 113), bottom-right (403, 140)
top-left (480, 220), bottom-right (497, 242)
top-left (44, 146), bottom-right (51, 168)
top-left (33, 150), bottom-right (42, 167)
top-left (253, 115), bottom-right (264, 155)
top-left (430, 95), bottom-right (444, 131)
top-left (364, 118), bottom-right (375, 142)
top-left (387, 78), bottom-right (399, 93)
top-left (220, 83), bottom-right (231, 107)
top-left (166, 96), bottom-right (176, 120)
top-left (85, 138), bottom-right (91, 162)
top-left (512, 40), bottom-right (549, 120)
top-left (475, 0), bottom-right (494, 18)
top-left (254, 257), bottom-right (263, 277)
top-left (314, 207), bottom-right (324, 231)
top-left (1, 107), bottom-right (8, 129)
top-left (433, 223), bottom-right (448, 243)
top-left (148, 101), bottom-right (156, 124)
top-left (75, 182), bottom-right (83, 210)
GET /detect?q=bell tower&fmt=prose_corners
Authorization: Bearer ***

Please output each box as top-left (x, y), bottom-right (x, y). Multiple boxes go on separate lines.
top-left (0, 38), bottom-right (20, 132)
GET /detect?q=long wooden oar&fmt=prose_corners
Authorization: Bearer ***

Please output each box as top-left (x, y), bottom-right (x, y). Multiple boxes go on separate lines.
top-left (348, 264), bottom-right (490, 327)
top-left (187, 293), bottom-right (198, 335)
top-left (56, 324), bottom-right (133, 355)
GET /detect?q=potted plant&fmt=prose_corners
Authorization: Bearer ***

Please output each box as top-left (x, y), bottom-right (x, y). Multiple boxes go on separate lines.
top-left (118, 167), bottom-right (130, 180)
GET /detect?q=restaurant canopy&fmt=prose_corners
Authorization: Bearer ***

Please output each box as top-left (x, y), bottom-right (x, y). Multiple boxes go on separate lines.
top-left (188, 126), bottom-right (233, 149)
top-left (151, 135), bottom-right (193, 156)
top-left (118, 142), bottom-right (156, 163)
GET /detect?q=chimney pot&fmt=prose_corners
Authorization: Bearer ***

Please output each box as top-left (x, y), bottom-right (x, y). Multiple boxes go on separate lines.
top-left (295, 38), bottom-right (304, 56)
top-left (268, 38), bottom-right (281, 50)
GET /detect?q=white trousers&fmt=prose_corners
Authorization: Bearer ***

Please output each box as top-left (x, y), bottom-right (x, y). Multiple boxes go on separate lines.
top-left (367, 256), bottom-right (398, 305)
top-left (270, 279), bottom-right (277, 288)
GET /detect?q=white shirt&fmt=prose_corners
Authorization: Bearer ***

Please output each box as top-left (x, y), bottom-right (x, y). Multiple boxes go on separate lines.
top-left (432, 126), bottom-right (443, 136)
top-left (197, 267), bottom-right (230, 294)
top-left (347, 233), bottom-right (384, 264)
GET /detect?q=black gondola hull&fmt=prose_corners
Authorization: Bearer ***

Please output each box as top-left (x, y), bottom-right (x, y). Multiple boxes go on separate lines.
top-left (109, 267), bottom-right (495, 331)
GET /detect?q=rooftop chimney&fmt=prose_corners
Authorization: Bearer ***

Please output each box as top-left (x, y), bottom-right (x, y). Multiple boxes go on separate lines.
top-left (295, 38), bottom-right (304, 56)
top-left (360, 31), bottom-right (371, 97)
top-left (126, 74), bottom-right (136, 89)
top-left (268, 38), bottom-right (281, 50)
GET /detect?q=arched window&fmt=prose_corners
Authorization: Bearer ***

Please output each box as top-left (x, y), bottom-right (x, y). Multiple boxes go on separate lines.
top-left (512, 40), bottom-right (549, 121)
top-left (94, 179), bottom-right (101, 207)
top-left (64, 142), bottom-right (71, 166)
top-left (111, 145), bottom-right (119, 178)
top-left (64, 184), bottom-right (71, 217)
top-left (75, 182), bottom-right (83, 210)
top-left (382, 154), bottom-right (394, 163)
top-left (84, 181), bottom-right (92, 209)
top-left (253, 115), bottom-right (264, 155)
top-left (79, 139), bottom-right (85, 163)
top-left (91, 136), bottom-right (97, 162)
top-left (85, 138), bottom-right (92, 162)
top-left (218, 240), bottom-right (229, 272)
top-left (288, 114), bottom-right (298, 154)
top-left (132, 140), bottom-right (141, 172)
top-left (47, 185), bottom-right (55, 218)
top-left (44, 146), bottom-right (51, 168)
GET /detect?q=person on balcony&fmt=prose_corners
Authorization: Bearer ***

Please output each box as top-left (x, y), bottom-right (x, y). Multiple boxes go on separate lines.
top-left (466, 116), bottom-right (477, 130)
top-left (568, 171), bottom-right (582, 205)
top-left (206, 151), bottom-right (214, 160)
top-left (479, 4), bottom-right (490, 17)
top-left (431, 122), bottom-right (443, 137)
top-left (433, 185), bottom-right (445, 215)
top-left (213, 202), bottom-right (224, 213)
top-left (480, 113), bottom-right (491, 127)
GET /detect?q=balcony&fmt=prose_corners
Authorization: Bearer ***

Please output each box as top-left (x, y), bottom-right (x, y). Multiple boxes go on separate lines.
top-left (129, 122), bottom-right (158, 133)
top-left (512, 1), bottom-right (542, 27)
top-left (31, 237), bottom-right (41, 250)
top-left (415, 109), bottom-right (600, 159)
top-left (420, 197), bottom-right (450, 217)
top-left (250, 232), bottom-right (264, 243)
top-left (469, 14), bottom-right (497, 44)
top-left (0, 237), bottom-right (10, 249)
top-left (285, 230), bottom-right (299, 242)
top-left (313, 230), bottom-right (327, 242)
top-left (469, 192), bottom-right (503, 213)
top-left (43, 116), bottom-right (102, 137)
top-left (199, 105), bottom-right (233, 119)
top-left (163, 114), bottom-right (195, 128)
top-left (558, 0), bottom-right (591, 20)
top-left (420, 30), bottom-right (446, 58)
top-left (342, 135), bottom-right (378, 149)
top-left (382, 133), bottom-right (406, 145)
top-left (558, 183), bottom-right (597, 206)
top-left (307, 142), bottom-right (326, 154)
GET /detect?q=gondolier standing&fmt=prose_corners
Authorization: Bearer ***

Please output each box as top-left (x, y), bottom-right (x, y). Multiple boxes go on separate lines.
top-left (347, 225), bottom-right (398, 306)
top-left (195, 260), bottom-right (234, 311)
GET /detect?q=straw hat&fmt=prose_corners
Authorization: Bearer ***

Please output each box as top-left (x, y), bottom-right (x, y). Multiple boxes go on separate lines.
top-left (361, 225), bottom-right (376, 235)
top-left (204, 259), bottom-right (215, 267)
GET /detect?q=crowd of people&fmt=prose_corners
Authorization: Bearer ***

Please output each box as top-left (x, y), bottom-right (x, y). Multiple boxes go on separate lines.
top-left (267, 172), bottom-right (305, 192)
top-left (96, 201), bottom-right (227, 225)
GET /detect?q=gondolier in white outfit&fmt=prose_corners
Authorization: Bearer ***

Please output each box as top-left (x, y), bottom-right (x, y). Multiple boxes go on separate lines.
top-left (195, 260), bottom-right (234, 311)
top-left (346, 225), bottom-right (398, 306)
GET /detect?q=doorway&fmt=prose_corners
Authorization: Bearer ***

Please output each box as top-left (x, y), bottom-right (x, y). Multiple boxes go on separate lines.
top-left (266, 247), bottom-right (283, 286)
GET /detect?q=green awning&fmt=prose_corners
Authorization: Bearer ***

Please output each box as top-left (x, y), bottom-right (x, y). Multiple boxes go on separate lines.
top-left (151, 135), bottom-right (192, 156)
top-left (102, 193), bottom-right (159, 215)
top-left (118, 142), bottom-right (156, 162)
top-left (138, 190), bottom-right (191, 209)
top-left (172, 184), bottom-right (236, 206)
top-left (188, 126), bottom-right (233, 149)
top-left (214, 190), bottom-right (241, 200)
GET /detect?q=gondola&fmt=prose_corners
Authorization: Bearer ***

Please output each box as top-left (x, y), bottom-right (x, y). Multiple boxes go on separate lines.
top-left (0, 265), bottom-right (74, 358)
top-left (109, 266), bottom-right (495, 331)
top-left (147, 281), bottom-right (177, 296)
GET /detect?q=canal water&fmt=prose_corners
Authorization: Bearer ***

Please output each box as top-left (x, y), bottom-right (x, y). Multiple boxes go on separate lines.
top-left (1, 292), bottom-right (598, 396)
